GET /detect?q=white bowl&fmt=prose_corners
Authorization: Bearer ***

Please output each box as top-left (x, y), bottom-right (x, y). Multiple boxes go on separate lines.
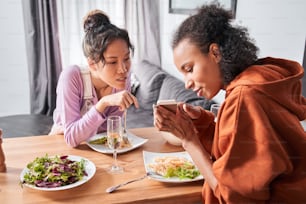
top-left (160, 131), bottom-right (182, 146)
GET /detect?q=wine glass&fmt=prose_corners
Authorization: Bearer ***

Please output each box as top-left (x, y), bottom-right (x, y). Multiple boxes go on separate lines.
top-left (210, 104), bottom-right (221, 122)
top-left (107, 115), bottom-right (124, 173)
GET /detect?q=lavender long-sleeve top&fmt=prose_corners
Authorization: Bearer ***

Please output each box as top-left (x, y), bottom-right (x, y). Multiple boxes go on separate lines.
top-left (52, 65), bottom-right (130, 147)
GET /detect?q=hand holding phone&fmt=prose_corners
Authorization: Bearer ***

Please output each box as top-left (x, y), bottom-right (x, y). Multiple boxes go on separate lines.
top-left (156, 99), bottom-right (177, 113)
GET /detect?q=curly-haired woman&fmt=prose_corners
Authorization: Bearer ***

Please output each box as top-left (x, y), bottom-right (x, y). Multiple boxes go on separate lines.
top-left (50, 10), bottom-right (139, 147)
top-left (154, 3), bottom-right (306, 203)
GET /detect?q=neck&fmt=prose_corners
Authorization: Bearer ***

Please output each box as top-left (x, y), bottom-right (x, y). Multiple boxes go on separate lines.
top-left (92, 78), bottom-right (112, 98)
top-left (91, 74), bottom-right (109, 89)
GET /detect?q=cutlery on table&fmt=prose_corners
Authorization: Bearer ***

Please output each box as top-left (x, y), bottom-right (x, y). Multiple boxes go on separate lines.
top-left (106, 172), bottom-right (152, 193)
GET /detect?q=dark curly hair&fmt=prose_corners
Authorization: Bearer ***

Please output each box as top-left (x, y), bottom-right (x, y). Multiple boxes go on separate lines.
top-left (172, 3), bottom-right (258, 85)
top-left (82, 10), bottom-right (134, 63)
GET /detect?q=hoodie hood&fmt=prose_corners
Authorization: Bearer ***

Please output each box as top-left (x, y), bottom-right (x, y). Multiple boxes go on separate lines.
top-left (226, 57), bottom-right (306, 120)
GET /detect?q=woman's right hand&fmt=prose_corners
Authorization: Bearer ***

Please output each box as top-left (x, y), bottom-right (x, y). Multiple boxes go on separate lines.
top-left (182, 103), bottom-right (202, 120)
top-left (96, 90), bottom-right (139, 112)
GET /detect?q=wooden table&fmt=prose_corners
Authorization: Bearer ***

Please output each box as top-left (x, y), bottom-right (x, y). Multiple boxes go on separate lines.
top-left (0, 127), bottom-right (203, 204)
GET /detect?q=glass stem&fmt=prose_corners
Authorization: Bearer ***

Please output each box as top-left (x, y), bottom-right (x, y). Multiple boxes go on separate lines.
top-left (113, 149), bottom-right (118, 167)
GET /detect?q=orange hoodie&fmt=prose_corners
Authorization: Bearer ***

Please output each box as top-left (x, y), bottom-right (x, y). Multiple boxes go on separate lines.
top-left (195, 57), bottom-right (306, 203)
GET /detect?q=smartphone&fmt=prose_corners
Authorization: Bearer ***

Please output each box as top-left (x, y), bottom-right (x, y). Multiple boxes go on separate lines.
top-left (156, 99), bottom-right (177, 113)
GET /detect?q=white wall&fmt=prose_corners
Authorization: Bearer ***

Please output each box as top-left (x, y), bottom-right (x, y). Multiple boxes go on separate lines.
top-left (0, 0), bottom-right (29, 117)
top-left (160, 0), bottom-right (306, 104)
top-left (237, 0), bottom-right (305, 62)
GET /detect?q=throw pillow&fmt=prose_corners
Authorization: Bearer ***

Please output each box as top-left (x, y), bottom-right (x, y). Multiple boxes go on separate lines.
top-left (133, 61), bottom-right (166, 110)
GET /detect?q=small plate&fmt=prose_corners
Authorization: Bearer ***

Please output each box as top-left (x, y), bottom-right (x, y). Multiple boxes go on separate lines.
top-left (143, 151), bottom-right (204, 183)
top-left (87, 130), bottom-right (148, 154)
top-left (20, 155), bottom-right (96, 191)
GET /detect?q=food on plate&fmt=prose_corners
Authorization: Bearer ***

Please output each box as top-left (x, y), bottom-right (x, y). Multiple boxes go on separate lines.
top-left (21, 155), bottom-right (87, 188)
top-left (89, 136), bottom-right (107, 144)
top-left (89, 136), bottom-right (131, 148)
top-left (148, 156), bottom-right (200, 179)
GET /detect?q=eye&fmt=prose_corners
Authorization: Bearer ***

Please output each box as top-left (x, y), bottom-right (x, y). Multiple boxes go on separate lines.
top-left (184, 65), bottom-right (193, 73)
top-left (106, 61), bottom-right (117, 65)
top-left (124, 57), bottom-right (130, 62)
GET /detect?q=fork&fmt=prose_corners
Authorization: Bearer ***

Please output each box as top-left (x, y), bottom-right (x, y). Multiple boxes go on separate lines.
top-left (122, 110), bottom-right (129, 143)
top-left (105, 172), bottom-right (152, 193)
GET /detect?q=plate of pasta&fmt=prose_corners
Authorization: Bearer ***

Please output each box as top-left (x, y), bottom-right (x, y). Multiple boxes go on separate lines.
top-left (143, 151), bottom-right (204, 183)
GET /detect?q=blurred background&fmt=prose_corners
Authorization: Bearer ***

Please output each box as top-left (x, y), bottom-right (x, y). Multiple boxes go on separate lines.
top-left (0, 0), bottom-right (305, 117)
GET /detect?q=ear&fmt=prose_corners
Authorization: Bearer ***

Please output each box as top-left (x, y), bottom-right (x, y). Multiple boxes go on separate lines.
top-left (209, 43), bottom-right (221, 63)
top-left (87, 57), bottom-right (98, 71)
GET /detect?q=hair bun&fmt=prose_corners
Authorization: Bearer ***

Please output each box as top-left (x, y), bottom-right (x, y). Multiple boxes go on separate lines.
top-left (198, 4), bottom-right (232, 26)
top-left (83, 9), bottom-right (110, 33)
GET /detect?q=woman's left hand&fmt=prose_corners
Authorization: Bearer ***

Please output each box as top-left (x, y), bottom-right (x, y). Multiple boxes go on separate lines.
top-left (154, 103), bottom-right (199, 144)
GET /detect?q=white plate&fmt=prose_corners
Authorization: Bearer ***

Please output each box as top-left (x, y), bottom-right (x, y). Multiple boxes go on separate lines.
top-left (143, 151), bottom-right (204, 183)
top-left (20, 155), bottom-right (96, 191)
top-left (86, 130), bottom-right (148, 154)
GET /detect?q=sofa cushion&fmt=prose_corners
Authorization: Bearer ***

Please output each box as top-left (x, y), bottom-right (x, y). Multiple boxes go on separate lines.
top-left (158, 74), bottom-right (214, 110)
top-left (133, 61), bottom-right (166, 110)
top-left (0, 114), bottom-right (53, 138)
top-left (126, 106), bottom-right (153, 128)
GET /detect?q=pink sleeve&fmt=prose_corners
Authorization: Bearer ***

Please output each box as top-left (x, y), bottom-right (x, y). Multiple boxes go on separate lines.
top-left (54, 66), bottom-right (105, 147)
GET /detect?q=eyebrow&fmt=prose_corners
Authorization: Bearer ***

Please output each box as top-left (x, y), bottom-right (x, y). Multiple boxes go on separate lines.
top-left (105, 51), bottom-right (130, 59)
top-left (105, 56), bottom-right (117, 60)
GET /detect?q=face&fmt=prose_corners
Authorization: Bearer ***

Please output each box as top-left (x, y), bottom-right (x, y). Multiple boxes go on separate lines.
top-left (92, 39), bottom-right (131, 89)
top-left (173, 39), bottom-right (223, 100)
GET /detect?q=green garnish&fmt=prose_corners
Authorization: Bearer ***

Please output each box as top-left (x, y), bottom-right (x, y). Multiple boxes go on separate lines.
top-left (164, 162), bottom-right (200, 179)
top-left (89, 136), bottom-right (107, 144)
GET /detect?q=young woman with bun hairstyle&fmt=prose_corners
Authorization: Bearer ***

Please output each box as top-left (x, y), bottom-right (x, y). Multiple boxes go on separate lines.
top-left (154, 3), bottom-right (306, 203)
top-left (50, 10), bottom-right (139, 147)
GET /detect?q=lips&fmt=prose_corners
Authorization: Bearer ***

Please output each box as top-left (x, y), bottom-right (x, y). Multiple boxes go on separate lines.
top-left (193, 88), bottom-right (202, 97)
top-left (193, 87), bottom-right (200, 92)
top-left (117, 76), bottom-right (127, 82)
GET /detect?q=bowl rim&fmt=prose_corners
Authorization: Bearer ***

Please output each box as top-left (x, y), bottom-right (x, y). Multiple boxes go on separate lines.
top-left (160, 131), bottom-right (182, 146)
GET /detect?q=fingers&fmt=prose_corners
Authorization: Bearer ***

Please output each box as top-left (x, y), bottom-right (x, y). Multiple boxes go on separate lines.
top-left (154, 104), bottom-right (200, 143)
top-left (119, 91), bottom-right (139, 110)
top-left (131, 94), bottom-right (139, 108)
top-left (153, 106), bottom-right (175, 132)
top-left (182, 103), bottom-right (202, 119)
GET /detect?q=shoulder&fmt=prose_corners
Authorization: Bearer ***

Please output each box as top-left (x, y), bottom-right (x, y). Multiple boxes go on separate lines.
top-left (59, 65), bottom-right (82, 80)
top-left (57, 65), bottom-right (83, 91)
top-left (225, 84), bottom-right (263, 108)
top-left (223, 84), bottom-right (263, 121)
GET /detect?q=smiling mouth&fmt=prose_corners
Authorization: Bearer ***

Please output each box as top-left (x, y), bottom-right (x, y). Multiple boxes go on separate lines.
top-left (193, 87), bottom-right (200, 93)
top-left (117, 76), bottom-right (127, 81)
top-left (193, 88), bottom-right (202, 96)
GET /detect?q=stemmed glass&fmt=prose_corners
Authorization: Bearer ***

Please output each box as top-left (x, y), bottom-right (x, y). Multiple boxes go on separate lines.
top-left (210, 104), bottom-right (221, 122)
top-left (107, 116), bottom-right (123, 173)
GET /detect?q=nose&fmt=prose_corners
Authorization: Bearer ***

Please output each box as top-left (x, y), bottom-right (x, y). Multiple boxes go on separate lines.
top-left (118, 62), bottom-right (128, 74)
top-left (185, 79), bottom-right (193, 90)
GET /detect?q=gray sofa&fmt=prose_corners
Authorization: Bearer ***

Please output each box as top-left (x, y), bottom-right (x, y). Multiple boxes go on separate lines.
top-left (126, 61), bottom-right (215, 128)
